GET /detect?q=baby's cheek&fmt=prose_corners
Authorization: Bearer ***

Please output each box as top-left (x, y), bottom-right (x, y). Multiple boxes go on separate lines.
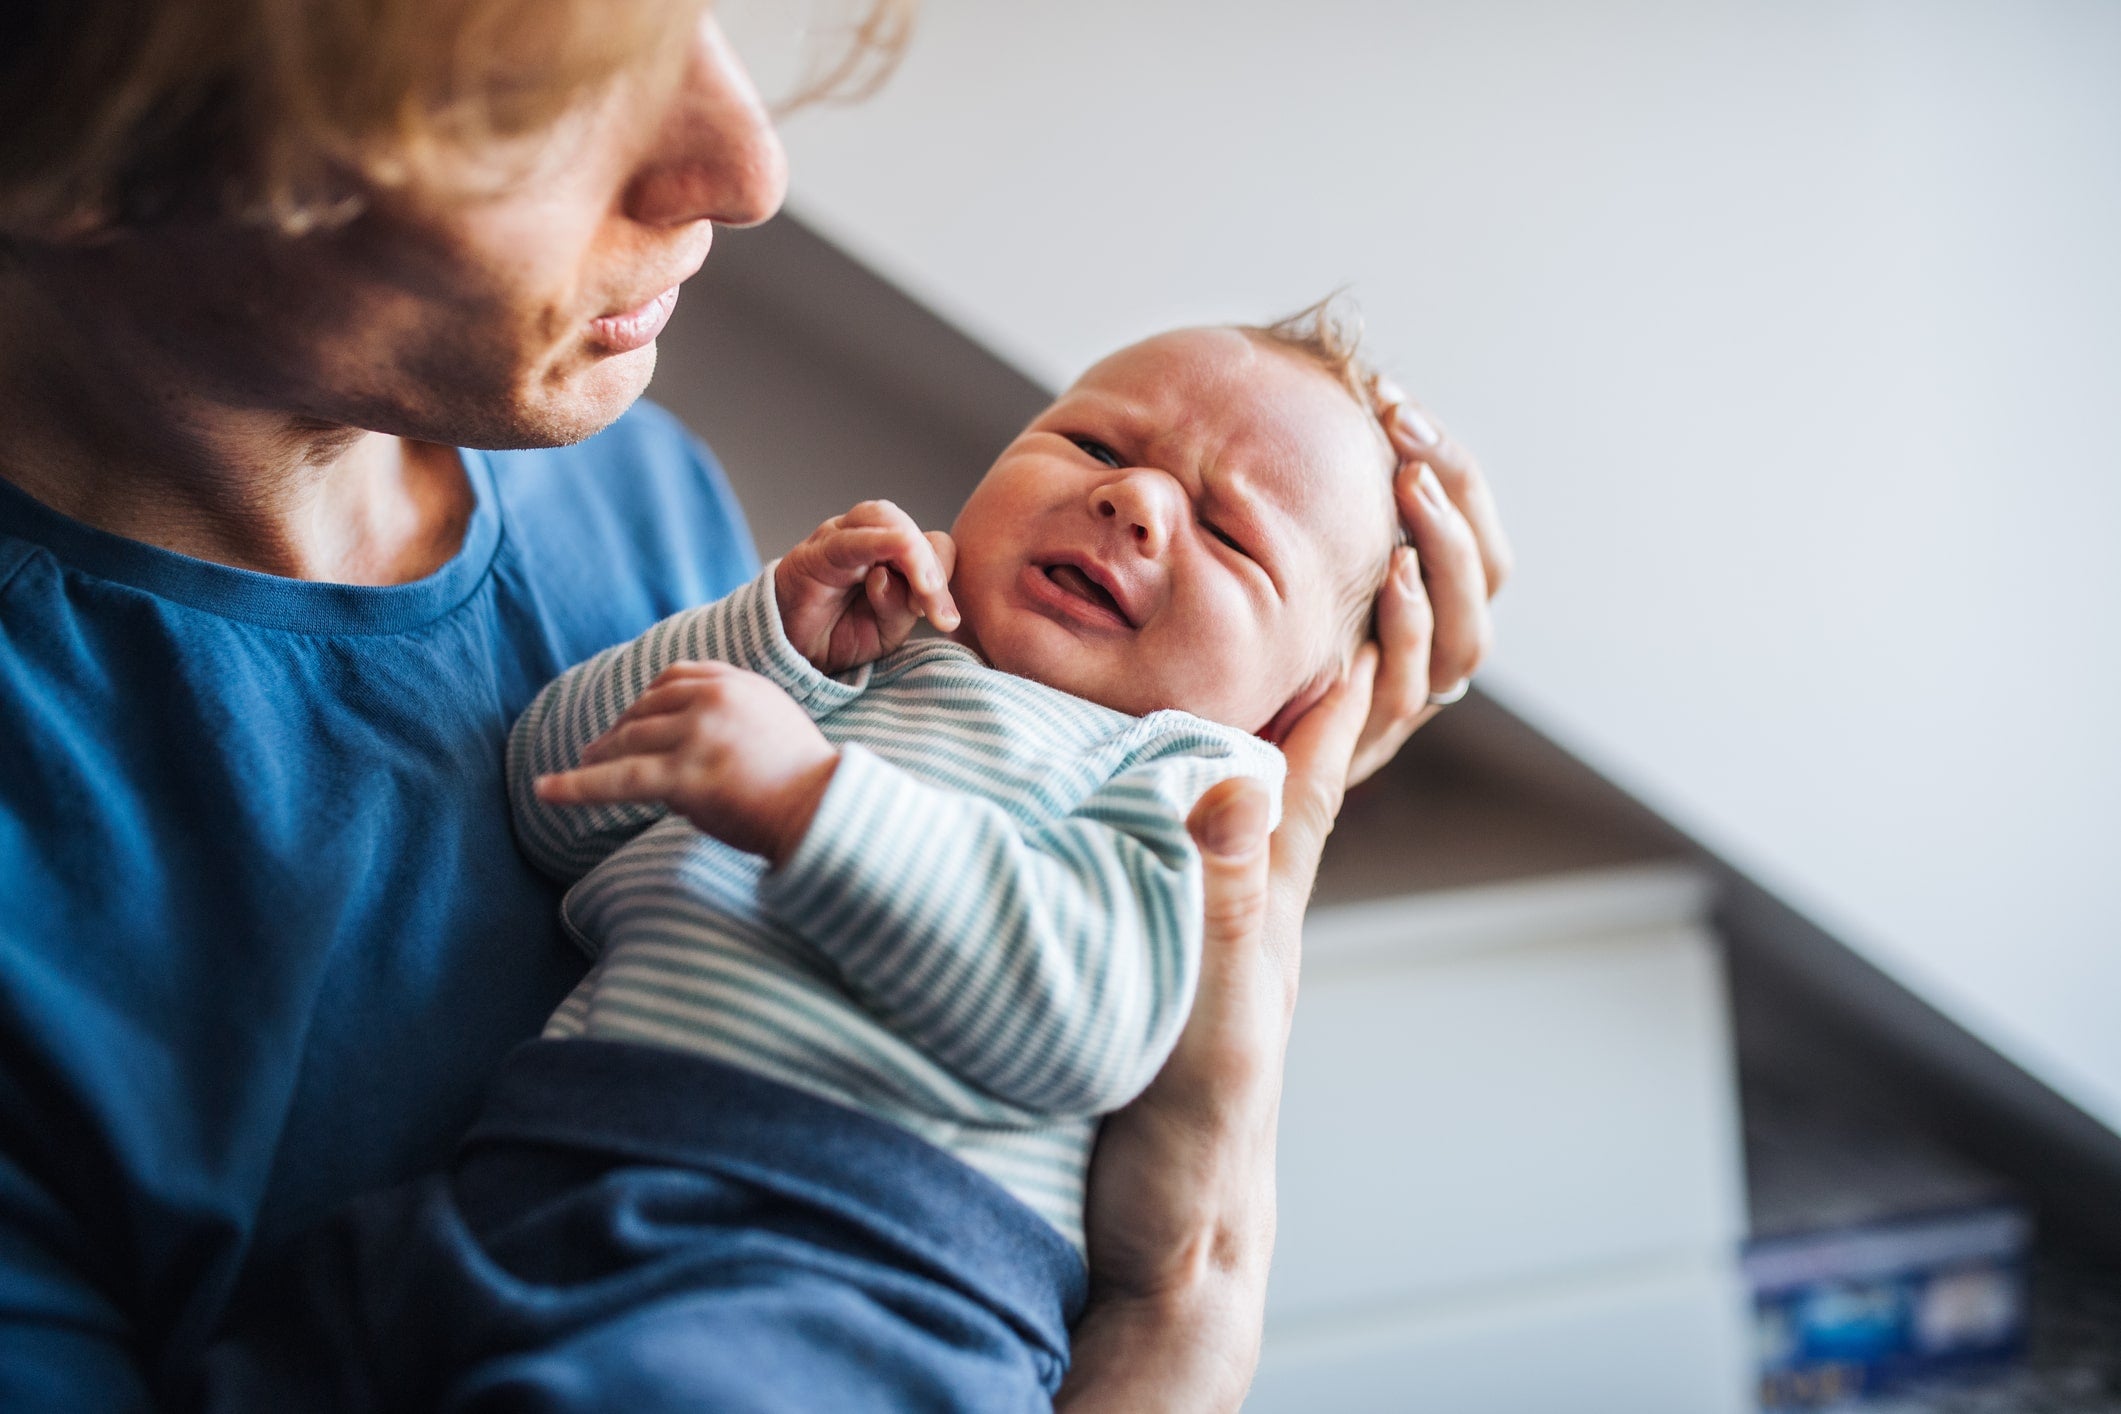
top-left (1130, 631), bottom-right (1279, 730)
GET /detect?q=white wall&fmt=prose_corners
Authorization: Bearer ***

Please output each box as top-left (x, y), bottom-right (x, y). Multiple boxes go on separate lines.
top-left (731, 2), bottom-right (2121, 1127)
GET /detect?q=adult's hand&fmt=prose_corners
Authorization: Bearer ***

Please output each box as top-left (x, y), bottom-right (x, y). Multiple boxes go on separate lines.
top-left (1349, 382), bottom-right (1513, 785)
top-left (1058, 648), bottom-right (1378, 1412)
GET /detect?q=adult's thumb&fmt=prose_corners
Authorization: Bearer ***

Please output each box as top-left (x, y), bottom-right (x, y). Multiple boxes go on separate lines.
top-left (1191, 777), bottom-right (1271, 862)
top-left (1190, 778), bottom-right (1271, 944)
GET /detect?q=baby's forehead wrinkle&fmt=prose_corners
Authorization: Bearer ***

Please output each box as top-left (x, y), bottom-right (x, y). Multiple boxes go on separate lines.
top-left (1071, 326), bottom-right (1390, 555)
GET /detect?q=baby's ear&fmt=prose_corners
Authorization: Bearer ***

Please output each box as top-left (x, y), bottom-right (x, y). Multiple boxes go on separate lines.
top-left (1257, 668), bottom-right (1338, 745)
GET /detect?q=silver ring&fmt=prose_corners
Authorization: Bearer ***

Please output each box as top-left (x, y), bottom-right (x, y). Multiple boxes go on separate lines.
top-left (1425, 678), bottom-right (1472, 707)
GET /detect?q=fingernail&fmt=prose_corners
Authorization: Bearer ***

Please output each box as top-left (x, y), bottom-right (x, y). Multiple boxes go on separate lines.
top-left (1397, 406), bottom-right (1440, 447)
top-left (1395, 547), bottom-right (1422, 590)
top-left (1198, 785), bottom-right (1269, 858)
top-left (936, 601), bottom-right (961, 631)
top-left (1372, 375), bottom-right (1406, 410)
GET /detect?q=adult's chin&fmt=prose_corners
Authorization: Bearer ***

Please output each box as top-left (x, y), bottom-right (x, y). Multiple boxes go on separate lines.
top-left (455, 342), bottom-right (661, 451)
top-left (548, 343), bottom-right (661, 444)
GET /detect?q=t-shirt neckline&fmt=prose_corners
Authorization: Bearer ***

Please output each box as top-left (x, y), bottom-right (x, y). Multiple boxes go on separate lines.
top-left (0, 448), bottom-right (501, 636)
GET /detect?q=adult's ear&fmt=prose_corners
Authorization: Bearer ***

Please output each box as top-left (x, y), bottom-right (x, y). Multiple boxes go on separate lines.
top-left (1257, 668), bottom-right (1338, 746)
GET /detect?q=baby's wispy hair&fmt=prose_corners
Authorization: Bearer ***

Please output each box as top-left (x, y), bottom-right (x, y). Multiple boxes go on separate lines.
top-left (1238, 292), bottom-right (1405, 672)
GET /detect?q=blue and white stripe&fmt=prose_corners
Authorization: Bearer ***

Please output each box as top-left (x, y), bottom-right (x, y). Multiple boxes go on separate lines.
top-left (509, 568), bottom-right (1284, 1252)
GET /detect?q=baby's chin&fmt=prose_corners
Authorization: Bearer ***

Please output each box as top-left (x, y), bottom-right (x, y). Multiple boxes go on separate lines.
top-left (970, 635), bottom-right (1280, 735)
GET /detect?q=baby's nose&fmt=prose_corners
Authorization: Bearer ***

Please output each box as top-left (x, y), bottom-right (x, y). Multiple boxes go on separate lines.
top-left (1093, 472), bottom-right (1178, 555)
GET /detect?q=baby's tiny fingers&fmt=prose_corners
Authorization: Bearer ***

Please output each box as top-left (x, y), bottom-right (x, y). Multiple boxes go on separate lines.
top-left (534, 755), bottom-right (676, 807)
top-left (836, 504), bottom-right (948, 591)
top-left (637, 662), bottom-right (724, 702)
top-left (839, 498), bottom-right (909, 530)
top-left (925, 530), bottom-right (957, 582)
top-left (610, 676), bottom-right (727, 730)
top-left (812, 524), bottom-right (940, 594)
top-left (913, 530), bottom-right (959, 630)
top-left (866, 563), bottom-right (913, 627)
top-left (579, 711), bottom-right (696, 766)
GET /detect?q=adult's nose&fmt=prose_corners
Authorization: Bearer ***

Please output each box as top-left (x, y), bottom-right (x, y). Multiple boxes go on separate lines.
top-left (1093, 470), bottom-right (1183, 558)
top-left (622, 16), bottom-right (789, 229)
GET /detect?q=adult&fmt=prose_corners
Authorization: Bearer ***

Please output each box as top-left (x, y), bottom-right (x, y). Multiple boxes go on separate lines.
top-left (0, 2), bottom-right (1509, 1408)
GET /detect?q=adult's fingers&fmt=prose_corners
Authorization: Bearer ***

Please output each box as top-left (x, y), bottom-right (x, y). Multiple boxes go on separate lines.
top-left (1348, 540), bottom-right (1437, 785)
top-left (1174, 778), bottom-right (1283, 1103)
top-left (1399, 459), bottom-right (1491, 696)
top-left (1174, 643), bottom-right (1368, 1099)
top-left (1190, 779), bottom-right (1273, 955)
top-left (1268, 646), bottom-right (1376, 964)
top-left (1378, 393), bottom-right (1513, 595)
top-left (1279, 646), bottom-right (1375, 845)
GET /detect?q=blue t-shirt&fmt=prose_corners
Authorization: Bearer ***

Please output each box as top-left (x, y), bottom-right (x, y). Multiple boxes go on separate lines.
top-left (0, 403), bottom-right (757, 1410)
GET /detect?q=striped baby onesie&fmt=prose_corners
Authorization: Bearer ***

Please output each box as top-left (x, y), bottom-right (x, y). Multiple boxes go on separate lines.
top-left (506, 566), bottom-right (1285, 1254)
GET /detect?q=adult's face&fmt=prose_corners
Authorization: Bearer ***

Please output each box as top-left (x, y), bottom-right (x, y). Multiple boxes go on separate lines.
top-left (50, 15), bottom-right (787, 451)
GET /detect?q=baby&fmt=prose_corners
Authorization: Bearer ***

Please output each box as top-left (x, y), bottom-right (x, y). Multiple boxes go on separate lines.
top-left (205, 304), bottom-right (1401, 1413)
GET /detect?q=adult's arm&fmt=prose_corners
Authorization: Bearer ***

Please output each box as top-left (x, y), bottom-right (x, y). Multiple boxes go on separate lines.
top-left (1060, 396), bottom-right (1507, 1409)
top-left (1059, 655), bottom-right (1372, 1410)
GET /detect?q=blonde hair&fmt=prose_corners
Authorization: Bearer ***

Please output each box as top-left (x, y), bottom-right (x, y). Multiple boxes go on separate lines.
top-left (1242, 292), bottom-right (1405, 666)
top-left (1243, 291), bottom-right (1388, 424)
top-left (0, 0), bottom-right (917, 242)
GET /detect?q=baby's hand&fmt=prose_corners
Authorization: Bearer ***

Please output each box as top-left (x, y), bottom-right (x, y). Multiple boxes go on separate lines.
top-left (775, 500), bottom-right (959, 674)
top-left (534, 663), bottom-right (839, 868)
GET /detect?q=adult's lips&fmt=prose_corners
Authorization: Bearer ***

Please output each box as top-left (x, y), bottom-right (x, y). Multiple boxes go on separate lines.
top-left (586, 286), bottom-right (681, 353)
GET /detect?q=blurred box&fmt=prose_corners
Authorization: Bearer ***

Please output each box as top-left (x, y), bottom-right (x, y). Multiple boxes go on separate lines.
top-left (1744, 1072), bottom-right (2032, 1408)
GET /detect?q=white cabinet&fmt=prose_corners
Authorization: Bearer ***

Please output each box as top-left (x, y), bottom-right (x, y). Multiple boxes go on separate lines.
top-left (1247, 864), bottom-right (1753, 1413)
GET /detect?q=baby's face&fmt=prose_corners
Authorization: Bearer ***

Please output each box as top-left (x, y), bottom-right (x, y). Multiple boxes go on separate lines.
top-left (948, 328), bottom-right (1395, 733)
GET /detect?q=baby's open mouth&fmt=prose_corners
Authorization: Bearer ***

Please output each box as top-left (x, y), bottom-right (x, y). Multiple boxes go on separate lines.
top-left (1044, 563), bottom-right (1127, 623)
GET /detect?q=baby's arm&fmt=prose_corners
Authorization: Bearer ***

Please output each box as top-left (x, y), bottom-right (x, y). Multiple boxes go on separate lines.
top-left (759, 727), bottom-right (1286, 1118)
top-left (510, 499), bottom-right (953, 881)
top-left (774, 500), bottom-right (958, 675)
top-left (508, 571), bottom-right (852, 882)
top-left (530, 657), bottom-right (841, 870)
top-left (535, 678), bottom-right (1283, 1114)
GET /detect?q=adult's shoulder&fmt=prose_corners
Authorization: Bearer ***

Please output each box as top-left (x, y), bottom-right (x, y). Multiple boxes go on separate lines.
top-left (483, 399), bottom-right (760, 614)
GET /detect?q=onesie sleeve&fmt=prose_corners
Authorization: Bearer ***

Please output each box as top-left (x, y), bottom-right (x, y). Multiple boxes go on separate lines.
top-left (758, 717), bottom-right (1285, 1118)
top-left (506, 562), bottom-right (867, 882)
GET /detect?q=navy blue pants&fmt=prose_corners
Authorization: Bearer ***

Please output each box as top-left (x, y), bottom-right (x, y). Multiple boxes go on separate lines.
top-left (199, 1040), bottom-right (1085, 1412)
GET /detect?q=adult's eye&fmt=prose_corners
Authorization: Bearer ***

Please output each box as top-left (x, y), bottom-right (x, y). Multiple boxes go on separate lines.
top-left (1069, 436), bottom-right (1123, 468)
